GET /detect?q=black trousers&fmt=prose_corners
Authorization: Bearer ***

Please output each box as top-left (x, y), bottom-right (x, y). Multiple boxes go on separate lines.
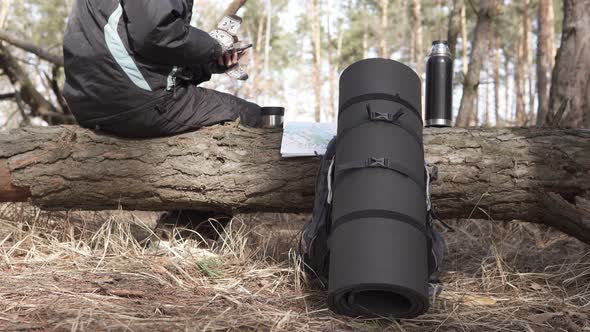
top-left (95, 85), bottom-right (261, 139)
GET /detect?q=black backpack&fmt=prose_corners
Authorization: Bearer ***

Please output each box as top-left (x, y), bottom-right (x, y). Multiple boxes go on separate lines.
top-left (302, 137), bottom-right (446, 289)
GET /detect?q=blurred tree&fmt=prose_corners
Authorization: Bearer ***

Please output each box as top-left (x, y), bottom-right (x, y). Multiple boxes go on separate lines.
top-left (456, 0), bottom-right (498, 127)
top-left (536, 0), bottom-right (556, 125)
top-left (546, 0), bottom-right (590, 128)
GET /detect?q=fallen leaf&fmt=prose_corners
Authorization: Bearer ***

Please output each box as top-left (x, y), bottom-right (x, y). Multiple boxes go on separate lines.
top-left (462, 295), bottom-right (498, 306)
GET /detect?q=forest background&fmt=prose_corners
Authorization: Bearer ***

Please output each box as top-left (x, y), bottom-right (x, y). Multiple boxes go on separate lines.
top-left (0, 0), bottom-right (575, 129)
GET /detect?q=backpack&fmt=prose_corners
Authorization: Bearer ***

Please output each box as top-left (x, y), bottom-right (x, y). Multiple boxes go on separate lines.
top-left (302, 137), bottom-right (446, 289)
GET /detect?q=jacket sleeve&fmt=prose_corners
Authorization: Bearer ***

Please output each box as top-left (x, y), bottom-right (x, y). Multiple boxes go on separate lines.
top-left (120, 0), bottom-right (222, 66)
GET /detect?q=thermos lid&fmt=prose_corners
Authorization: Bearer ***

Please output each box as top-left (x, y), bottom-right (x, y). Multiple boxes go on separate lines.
top-left (261, 107), bottom-right (285, 116)
top-left (429, 40), bottom-right (452, 57)
top-left (431, 40), bottom-right (448, 46)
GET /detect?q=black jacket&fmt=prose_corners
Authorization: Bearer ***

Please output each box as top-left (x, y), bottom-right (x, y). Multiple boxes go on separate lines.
top-left (63, 0), bottom-right (223, 125)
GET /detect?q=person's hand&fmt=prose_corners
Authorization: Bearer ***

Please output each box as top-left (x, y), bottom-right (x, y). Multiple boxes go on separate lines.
top-left (217, 49), bottom-right (239, 68)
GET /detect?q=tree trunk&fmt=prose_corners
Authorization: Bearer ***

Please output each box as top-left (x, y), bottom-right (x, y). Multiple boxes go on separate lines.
top-left (461, 4), bottom-right (468, 75)
top-left (484, 54), bottom-right (490, 128)
top-left (536, 0), bottom-right (556, 126)
top-left (1, 125), bottom-right (589, 242)
top-left (310, 0), bottom-right (322, 122)
top-left (523, 0), bottom-right (535, 125)
top-left (0, 0), bottom-right (10, 28)
top-left (447, 0), bottom-right (464, 57)
top-left (411, 0), bottom-right (424, 78)
top-left (515, 32), bottom-right (527, 126)
top-left (504, 54), bottom-right (511, 125)
top-left (493, 30), bottom-right (502, 127)
top-left (264, 0), bottom-right (272, 73)
top-left (379, 0), bottom-right (390, 58)
top-left (456, 0), bottom-right (497, 127)
top-left (546, 0), bottom-right (590, 128)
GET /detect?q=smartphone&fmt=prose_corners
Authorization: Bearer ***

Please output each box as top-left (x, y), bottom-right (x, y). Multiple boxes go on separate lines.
top-left (236, 44), bottom-right (253, 54)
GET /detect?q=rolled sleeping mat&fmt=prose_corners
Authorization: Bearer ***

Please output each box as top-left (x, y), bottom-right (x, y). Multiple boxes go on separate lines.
top-left (329, 59), bottom-right (428, 318)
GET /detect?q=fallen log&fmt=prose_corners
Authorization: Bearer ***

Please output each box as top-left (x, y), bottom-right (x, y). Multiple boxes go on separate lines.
top-left (1, 125), bottom-right (589, 242)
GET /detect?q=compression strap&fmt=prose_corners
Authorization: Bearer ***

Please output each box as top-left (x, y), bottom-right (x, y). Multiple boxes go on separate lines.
top-left (335, 157), bottom-right (425, 190)
top-left (339, 93), bottom-right (422, 124)
top-left (337, 104), bottom-right (423, 149)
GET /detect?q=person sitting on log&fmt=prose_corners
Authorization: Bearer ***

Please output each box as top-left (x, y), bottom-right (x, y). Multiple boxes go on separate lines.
top-left (62, 0), bottom-right (261, 139)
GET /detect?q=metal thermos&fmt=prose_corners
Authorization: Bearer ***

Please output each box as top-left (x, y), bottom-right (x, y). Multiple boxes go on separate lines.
top-left (425, 41), bottom-right (454, 127)
top-left (260, 107), bottom-right (285, 129)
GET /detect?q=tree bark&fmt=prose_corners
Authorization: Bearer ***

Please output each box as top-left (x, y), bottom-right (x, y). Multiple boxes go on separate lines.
top-left (536, 0), bottom-right (556, 126)
top-left (546, 0), bottom-right (590, 128)
top-left (1, 125), bottom-right (589, 242)
top-left (455, 0), bottom-right (497, 127)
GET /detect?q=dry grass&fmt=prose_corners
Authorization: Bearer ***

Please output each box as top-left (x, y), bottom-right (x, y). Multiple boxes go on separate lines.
top-left (0, 204), bottom-right (589, 331)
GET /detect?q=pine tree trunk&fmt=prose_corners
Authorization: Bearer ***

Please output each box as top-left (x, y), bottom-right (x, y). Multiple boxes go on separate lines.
top-left (456, 0), bottom-right (497, 127)
top-left (515, 17), bottom-right (527, 127)
top-left (0, 0), bottom-right (10, 28)
top-left (547, 0), bottom-right (590, 128)
top-left (310, 0), bottom-right (322, 122)
top-left (504, 55), bottom-right (511, 125)
top-left (379, 0), bottom-right (390, 58)
top-left (484, 42), bottom-right (491, 128)
top-left (536, 0), bottom-right (556, 125)
top-left (493, 31), bottom-right (502, 127)
top-left (411, 0), bottom-right (424, 78)
top-left (461, 4), bottom-right (468, 75)
top-left (523, 0), bottom-right (535, 124)
top-left (447, 0), bottom-right (464, 57)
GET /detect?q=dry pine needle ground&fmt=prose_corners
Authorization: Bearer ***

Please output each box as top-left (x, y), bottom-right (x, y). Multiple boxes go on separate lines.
top-left (0, 203), bottom-right (589, 331)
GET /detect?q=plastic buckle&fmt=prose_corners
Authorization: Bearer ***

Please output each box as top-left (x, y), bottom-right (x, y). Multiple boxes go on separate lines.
top-left (369, 111), bottom-right (395, 122)
top-left (367, 157), bottom-right (389, 168)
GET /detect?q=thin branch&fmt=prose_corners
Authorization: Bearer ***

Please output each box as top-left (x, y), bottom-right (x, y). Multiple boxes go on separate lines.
top-left (0, 92), bottom-right (14, 100)
top-left (47, 65), bottom-right (70, 114)
top-left (14, 90), bottom-right (31, 127)
top-left (223, 0), bottom-right (248, 17)
top-left (0, 30), bottom-right (64, 66)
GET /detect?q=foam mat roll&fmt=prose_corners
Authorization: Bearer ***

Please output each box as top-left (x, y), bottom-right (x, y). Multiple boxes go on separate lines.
top-left (329, 59), bottom-right (429, 318)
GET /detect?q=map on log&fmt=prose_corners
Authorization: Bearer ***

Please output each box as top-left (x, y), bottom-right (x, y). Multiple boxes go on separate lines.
top-left (280, 122), bottom-right (337, 158)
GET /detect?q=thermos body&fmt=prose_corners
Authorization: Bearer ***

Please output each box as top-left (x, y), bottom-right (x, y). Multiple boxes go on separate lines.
top-left (425, 41), bottom-right (454, 127)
